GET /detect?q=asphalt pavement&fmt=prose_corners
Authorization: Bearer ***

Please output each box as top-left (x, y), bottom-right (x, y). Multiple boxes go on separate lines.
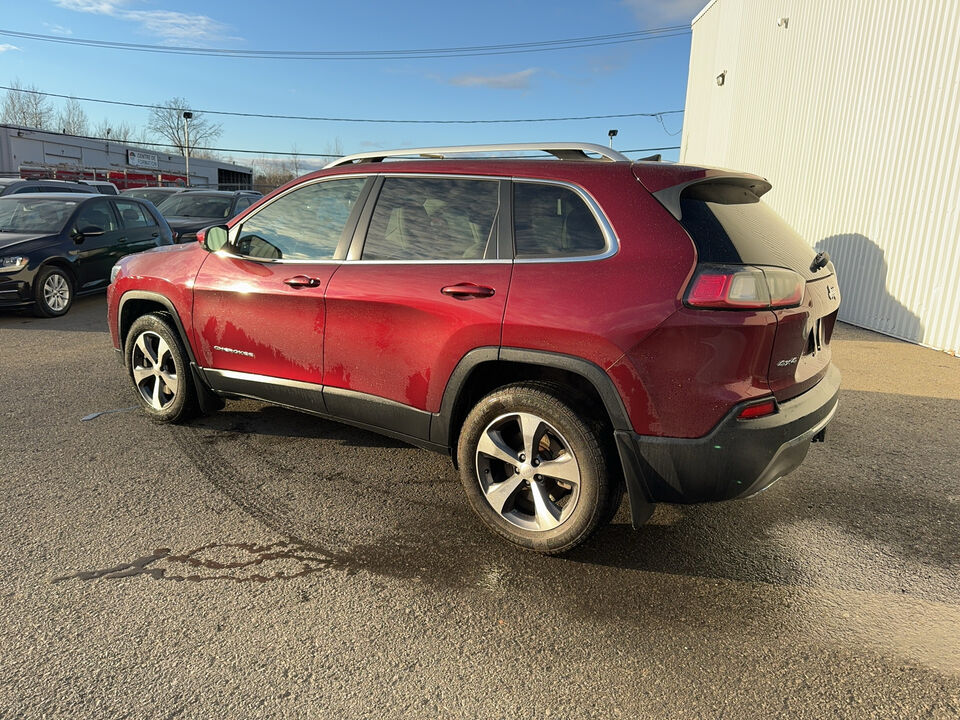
top-left (1, 295), bottom-right (958, 719)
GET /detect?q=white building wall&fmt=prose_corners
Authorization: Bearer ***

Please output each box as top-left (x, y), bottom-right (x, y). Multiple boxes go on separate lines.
top-left (681, 0), bottom-right (960, 354)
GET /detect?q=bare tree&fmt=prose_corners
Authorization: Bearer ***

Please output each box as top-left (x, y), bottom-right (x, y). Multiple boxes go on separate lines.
top-left (1, 79), bottom-right (54, 129)
top-left (147, 97), bottom-right (222, 156)
top-left (92, 118), bottom-right (136, 143)
top-left (57, 98), bottom-right (89, 136)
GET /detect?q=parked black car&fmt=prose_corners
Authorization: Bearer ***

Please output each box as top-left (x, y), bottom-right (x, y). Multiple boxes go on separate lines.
top-left (0, 178), bottom-right (98, 196)
top-left (120, 186), bottom-right (185, 205)
top-left (0, 193), bottom-right (173, 317)
top-left (155, 190), bottom-right (262, 243)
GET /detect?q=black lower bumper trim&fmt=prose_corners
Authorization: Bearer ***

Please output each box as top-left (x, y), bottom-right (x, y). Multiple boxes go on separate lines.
top-left (621, 364), bottom-right (841, 504)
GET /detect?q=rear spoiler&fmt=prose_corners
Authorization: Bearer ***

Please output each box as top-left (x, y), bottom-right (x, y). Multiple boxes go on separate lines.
top-left (632, 165), bottom-right (772, 220)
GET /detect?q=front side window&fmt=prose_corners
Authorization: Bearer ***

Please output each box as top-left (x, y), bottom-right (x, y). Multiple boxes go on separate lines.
top-left (513, 182), bottom-right (606, 258)
top-left (73, 199), bottom-right (118, 233)
top-left (234, 178), bottom-right (366, 261)
top-left (362, 177), bottom-right (499, 261)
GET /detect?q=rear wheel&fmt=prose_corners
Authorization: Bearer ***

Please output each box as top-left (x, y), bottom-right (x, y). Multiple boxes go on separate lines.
top-left (457, 383), bottom-right (611, 554)
top-left (125, 313), bottom-right (198, 423)
top-left (32, 266), bottom-right (73, 317)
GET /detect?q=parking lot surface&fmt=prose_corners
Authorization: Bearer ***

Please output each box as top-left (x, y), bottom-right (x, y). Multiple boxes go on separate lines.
top-left (1, 295), bottom-right (958, 719)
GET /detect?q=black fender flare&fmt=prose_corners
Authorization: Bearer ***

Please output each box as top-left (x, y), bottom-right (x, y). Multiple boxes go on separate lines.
top-left (117, 290), bottom-right (222, 414)
top-left (118, 290), bottom-right (197, 364)
top-left (431, 346), bottom-right (654, 528)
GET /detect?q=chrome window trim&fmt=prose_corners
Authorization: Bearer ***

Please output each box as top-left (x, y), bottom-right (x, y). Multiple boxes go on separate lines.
top-left (511, 178), bottom-right (620, 264)
top-left (227, 172), bottom-right (619, 266)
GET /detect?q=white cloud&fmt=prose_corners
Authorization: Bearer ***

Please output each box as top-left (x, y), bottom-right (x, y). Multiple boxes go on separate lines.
top-left (52, 0), bottom-right (232, 42)
top-left (43, 23), bottom-right (74, 35)
top-left (621, 0), bottom-right (706, 24)
top-left (448, 68), bottom-right (538, 91)
top-left (0, 44), bottom-right (20, 52)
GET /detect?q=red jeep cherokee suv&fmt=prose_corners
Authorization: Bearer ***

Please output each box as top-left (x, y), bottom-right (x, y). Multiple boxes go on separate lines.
top-left (107, 143), bottom-right (841, 554)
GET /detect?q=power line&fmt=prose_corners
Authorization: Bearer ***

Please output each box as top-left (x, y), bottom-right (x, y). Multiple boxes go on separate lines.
top-left (0, 84), bottom-right (683, 125)
top-left (0, 26), bottom-right (690, 60)
top-left (3, 128), bottom-right (678, 157)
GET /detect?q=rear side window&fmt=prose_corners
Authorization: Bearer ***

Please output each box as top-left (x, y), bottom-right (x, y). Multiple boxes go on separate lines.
top-left (115, 200), bottom-right (154, 228)
top-left (362, 177), bottom-right (499, 261)
top-left (513, 182), bottom-right (605, 257)
top-left (235, 178), bottom-right (365, 261)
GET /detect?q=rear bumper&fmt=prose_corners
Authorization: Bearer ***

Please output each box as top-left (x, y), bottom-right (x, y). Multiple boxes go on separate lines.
top-left (617, 364), bottom-right (840, 507)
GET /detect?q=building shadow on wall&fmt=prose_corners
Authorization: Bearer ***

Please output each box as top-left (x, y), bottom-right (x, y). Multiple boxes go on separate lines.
top-left (814, 233), bottom-right (924, 344)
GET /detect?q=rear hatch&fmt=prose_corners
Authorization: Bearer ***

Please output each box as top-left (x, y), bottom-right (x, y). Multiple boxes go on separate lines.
top-left (641, 170), bottom-right (841, 403)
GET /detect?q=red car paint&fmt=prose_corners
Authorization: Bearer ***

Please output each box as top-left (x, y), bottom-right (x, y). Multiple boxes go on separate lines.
top-left (109, 158), bottom-right (839, 444)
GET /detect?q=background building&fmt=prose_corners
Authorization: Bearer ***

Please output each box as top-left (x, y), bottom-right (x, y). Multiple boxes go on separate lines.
top-left (0, 123), bottom-right (253, 191)
top-left (680, 0), bottom-right (959, 355)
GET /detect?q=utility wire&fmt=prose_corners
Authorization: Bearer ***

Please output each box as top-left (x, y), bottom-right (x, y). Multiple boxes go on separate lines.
top-left (4, 128), bottom-right (678, 157)
top-left (0, 84), bottom-right (683, 125)
top-left (0, 26), bottom-right (690, 60)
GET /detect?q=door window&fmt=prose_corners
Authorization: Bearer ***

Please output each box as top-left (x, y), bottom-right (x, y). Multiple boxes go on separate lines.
top-left (361, 177), bottom-right (499, 261)
top-left (513, 182), bottom-right (605, 257)
top-left (234, 178), bottom-right (366, 261)
top-left (114, 200), bottom-right (154, 228)
top-left (73, 199), bottom-right (118, 233)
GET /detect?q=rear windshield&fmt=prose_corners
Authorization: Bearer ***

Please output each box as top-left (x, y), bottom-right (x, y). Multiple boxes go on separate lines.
top-left (680, 184), bottom-right (819, 280)
top-left (157, 194), bottom-right (232, 218)
top-left (124, 189), bottom-right (178, 205)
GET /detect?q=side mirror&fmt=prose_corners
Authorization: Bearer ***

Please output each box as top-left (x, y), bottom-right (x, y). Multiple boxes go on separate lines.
top-left (199, 225), bottom-right (230, 252)
top-left (73, 225), bottom-right (105, 243)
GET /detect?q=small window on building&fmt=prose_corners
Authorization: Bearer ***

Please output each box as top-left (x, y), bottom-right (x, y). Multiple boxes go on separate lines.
top-left (513, 183), bottom-right (606, 258)
top-left (362, 177), bottom-right (499, 261)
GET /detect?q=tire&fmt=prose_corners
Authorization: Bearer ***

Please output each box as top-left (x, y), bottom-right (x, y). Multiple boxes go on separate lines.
top-left (124, 313), bottom-right (199, 423)
top-left (457, 382), bottom-right (612, 554)
top-left (32, 266), bottom-right (73, 317)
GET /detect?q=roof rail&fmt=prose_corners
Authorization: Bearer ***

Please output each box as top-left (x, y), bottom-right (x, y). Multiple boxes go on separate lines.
top-left (324, 142), bottom-right (631, 168)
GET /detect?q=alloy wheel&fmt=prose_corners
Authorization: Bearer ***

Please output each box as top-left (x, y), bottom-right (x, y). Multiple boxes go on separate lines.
top-left (42, 273), bottom-right (70, 312)
top-left (131, 331), bottom-right (180, 411)
top-left (475, 412), bottom-right (582, 532)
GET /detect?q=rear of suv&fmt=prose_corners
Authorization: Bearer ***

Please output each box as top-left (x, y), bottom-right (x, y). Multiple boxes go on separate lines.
top-left (107, 143), bottom-right (840, 554)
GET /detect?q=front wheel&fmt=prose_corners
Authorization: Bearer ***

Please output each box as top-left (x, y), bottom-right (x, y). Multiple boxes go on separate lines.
top-left (125, 313), bottom-right (198, 423)
top-left (32, 266), bottom-right (73, 317)
top-left (457, 383), bottom-right (612, 554)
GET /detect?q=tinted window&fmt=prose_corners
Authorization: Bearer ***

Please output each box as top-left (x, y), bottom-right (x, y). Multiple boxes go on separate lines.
top-left (158, 194), bottom-right (233, 218)
top-left (513, 183), bottom-right (605, 257)
top-left (679, 184), bottom-right (819, 280)
top-left (233, 197), bottom-right (254, 213)
top-left (362, 177), bottom-right (499, 261)
top-left (74, 199), bottom-right (118, 233)
top-left (13, 185), bottom-right (40, 194)
top-left (115, 200), bottom-right (154, 228)
top-left (234, 178), bottom-right (366, 261)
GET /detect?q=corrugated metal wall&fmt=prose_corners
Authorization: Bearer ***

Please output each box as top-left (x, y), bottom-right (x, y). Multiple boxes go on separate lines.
top-left (681, 0), bottom-right (960, 355)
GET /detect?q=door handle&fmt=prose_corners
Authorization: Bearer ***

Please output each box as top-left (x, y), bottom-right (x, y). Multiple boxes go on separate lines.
top-left (441, 283), bottom-right (496, 299)
top-left (284, 275), bottom-right (322, 288)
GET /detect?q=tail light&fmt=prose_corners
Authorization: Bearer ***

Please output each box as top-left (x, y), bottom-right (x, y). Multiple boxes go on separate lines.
top-left (195, 228), bottom-right (207, 245)
top-left (685, 264), bottom-right (804, 309)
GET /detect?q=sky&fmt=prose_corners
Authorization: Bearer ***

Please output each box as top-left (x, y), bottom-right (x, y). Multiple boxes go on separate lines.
top-left (0, 0), bottom-right (705, 171)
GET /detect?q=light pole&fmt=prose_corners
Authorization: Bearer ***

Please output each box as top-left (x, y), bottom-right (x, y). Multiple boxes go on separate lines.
top-left (182, 111), bottom-right (193, 186)
top-left (608, 129), bottom-right (618, 149)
